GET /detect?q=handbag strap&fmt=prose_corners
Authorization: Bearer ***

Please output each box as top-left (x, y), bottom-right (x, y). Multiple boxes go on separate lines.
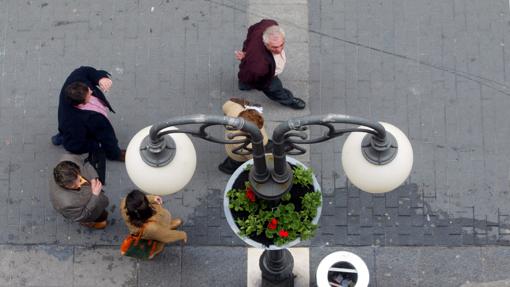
top-left (134, 220), bottom-right (153, 240)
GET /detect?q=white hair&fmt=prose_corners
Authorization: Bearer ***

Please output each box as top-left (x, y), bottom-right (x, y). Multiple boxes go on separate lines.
top-left (262, 25), bottom-right (285, 45)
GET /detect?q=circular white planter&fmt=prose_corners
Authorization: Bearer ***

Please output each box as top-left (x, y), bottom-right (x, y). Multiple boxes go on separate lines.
top-left (223, 156), bottom-right (322, 250)
top-left (316, 251), bottom-right (370, 287)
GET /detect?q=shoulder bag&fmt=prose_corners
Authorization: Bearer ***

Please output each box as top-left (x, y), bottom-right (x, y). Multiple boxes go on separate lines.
top-left (120, 223), bottom-right (159, 259)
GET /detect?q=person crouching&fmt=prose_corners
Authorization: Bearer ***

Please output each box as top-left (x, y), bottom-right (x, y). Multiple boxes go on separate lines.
top-left (218, 98), bottom-right (271, 174)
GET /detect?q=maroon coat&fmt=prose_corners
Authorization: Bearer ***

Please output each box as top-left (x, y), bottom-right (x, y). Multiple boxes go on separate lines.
top-left (238, 19), bottom-right (278, 90)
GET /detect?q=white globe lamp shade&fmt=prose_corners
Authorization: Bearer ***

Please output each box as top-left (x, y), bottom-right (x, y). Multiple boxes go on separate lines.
top-left (341, 122), bottom-right (413, 193)
top-left (125, 126), bottom-right (197, 195)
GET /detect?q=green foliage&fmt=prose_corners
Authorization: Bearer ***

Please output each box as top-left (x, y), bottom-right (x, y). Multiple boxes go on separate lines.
top-left (227, 176), bottom-right (322, 246)
top-left (300, 191), bottom-right (322, 219)
top-left (281, 191), bottom-right (291, 201)
top-left (292, 165), bottom-right (314, 187)
top-left (227, 186), bottom-right (257, 214)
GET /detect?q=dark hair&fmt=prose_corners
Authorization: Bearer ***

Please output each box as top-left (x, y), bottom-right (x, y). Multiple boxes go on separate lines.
top-left (53, 161), bottom-right (80, 189)
top-left (65, 82), bottom-right (89, 106)
top-left (239, 109), bottom-right (264, 129)
top-left (125, 189), bottom-right (155, 227)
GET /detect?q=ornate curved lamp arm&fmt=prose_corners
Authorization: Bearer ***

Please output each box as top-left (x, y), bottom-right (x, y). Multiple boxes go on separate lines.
top-left (143, 114), bottom-right (269, 182)
top-left (272, 114), bottom-right (396, 180)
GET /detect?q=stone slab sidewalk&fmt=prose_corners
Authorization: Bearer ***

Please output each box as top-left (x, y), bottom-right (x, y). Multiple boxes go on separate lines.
top-left (1, 245), bottom-right (509, 287)
top-left (1, 0), bottom-right (510, 286)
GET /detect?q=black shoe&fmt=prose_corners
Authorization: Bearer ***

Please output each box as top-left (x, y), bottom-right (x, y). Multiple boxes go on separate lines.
top-left (284, 97), bottom-right (306, 110)
top-left (218, 158), bottom-right (243, 174)
top-left (51, 133), bottom-right (63, 146)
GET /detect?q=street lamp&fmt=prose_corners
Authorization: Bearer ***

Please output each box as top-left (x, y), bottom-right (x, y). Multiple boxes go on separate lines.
top-left (125, 113), bottom-right (413, 286)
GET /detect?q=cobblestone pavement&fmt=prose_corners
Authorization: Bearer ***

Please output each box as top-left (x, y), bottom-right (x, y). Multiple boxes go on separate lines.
top-left (309, 0), bottom-right (510, 247)
top-left (1, 0), bottom-right (510, 286)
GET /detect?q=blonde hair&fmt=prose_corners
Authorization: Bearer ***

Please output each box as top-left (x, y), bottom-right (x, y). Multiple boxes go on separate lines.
top-left (262, 25), bottom-right (285, 45)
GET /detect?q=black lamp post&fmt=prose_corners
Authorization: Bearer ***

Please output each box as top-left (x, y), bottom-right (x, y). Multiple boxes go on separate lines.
top-left (125, 113), bottom-right (413, 286)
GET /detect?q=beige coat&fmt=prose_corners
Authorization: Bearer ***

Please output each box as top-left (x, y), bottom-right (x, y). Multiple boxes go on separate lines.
top-left (49, 153), bottom-right (109, 223)
top-left (223, 100), bottom-right (269, 162)
top-left (120, 195), bottom-right (186, 244)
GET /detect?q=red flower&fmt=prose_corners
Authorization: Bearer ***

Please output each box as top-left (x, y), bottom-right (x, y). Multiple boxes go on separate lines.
top-left (267, 218), bottom-right (278, 230)
top-left (245, 186), bottom-right (256, 202)
top-left (279, 229), bottom-right (289, 237)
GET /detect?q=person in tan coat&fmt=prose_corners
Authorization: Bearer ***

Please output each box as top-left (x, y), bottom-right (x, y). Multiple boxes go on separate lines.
top-left (218, 98), bottom-right (271, 174)
top-left (120, 189), bottom-right (187, 259)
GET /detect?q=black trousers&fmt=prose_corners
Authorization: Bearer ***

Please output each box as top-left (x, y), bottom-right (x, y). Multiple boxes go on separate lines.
top-left (261, 76), bottom-right (295, 105)
top-left (94, 210), bottom-right (108, 222)
top-left (239, 76), bottom-right (294, 105)
top-left (218, 157), bottom-right (244, 174)
top-left (86, 149), bottom-right (106, 184)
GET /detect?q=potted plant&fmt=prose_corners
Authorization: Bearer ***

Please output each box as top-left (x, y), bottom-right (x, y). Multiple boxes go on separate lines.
top-left (223, 156), bottom-right (322, 249)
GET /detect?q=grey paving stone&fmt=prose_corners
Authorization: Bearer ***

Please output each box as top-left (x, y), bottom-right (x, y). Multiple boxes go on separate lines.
top-left (333, 226), bottom-right (348, 246)
top-left (480, 246), bottom-right (510, 281)
top-left (359, 207), bottom-right (373, 227)
top-left (318, 200), bottom-right (334, 217)
top-left (372, 216), bottom-right (386, 235)
top-left (382, 208), bottom-right (399, 227)
top-left (74, 246), bottom-right (137, 287)
top-left (384, 226), bottom-right (400, 246)
top-left (384, 189), bottom-right (400, 208)
top-left (375, 247), bottom-right (420, 287)
top-left (358, 227), bottom-right (374, 246)
top-left (346, 183), bottom-right (360, 198)
top-left (138, 247), bottom-right (182, 287)
top-left (347, 197), bottom-right (360, 216)
top-left (416, 247), bottom-right (483, 287)
top-left (206, 189), bottom-right (223, 208)
top-left (333, 188), bottom-right (348, 208)
top-left (372, 196), bottom-right (387, 216)
top-left (181, 246), bottom-right (246, 287)
top-left (0, 245), bottom-right (73, 287)
top-left (320, 214), bottom-right (337, 229)
top-left (462, 227), bottom-right (476, 245)
top-left (398, 197), bottom-right (412, 216)
top-left (333, 207), bottom-right (348, 226)
top-left (206, 226), bottom-right (223, 245)
top-left (359, 192), bottom-right (373, 208)
top-left (206, 207), bottom-right (223, 227)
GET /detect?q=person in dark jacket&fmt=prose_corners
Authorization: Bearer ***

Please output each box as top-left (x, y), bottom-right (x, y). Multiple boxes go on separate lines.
top-left (50, 153), bottom-right (109, 229)
top-left (52, 66), bottom-right (125, 183)
top-left (236, 19), bottom-right (305, 110)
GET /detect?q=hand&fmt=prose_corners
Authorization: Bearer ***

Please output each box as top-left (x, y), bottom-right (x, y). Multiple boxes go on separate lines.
top-left (234, 50), bottom-right (246, 61)
top-left (154, 196), bottom-right (163, 205)
top-left (90, 178), bottom-right (102, 196)
top-left (98, 77), bottom-right (112, 92)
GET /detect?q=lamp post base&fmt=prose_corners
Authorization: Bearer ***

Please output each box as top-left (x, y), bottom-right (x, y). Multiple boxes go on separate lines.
top-left (260, 249), bottom-right (295, 287)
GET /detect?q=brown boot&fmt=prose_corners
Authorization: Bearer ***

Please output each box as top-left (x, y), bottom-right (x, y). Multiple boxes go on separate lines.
top-left (170, 218), bottom-right (183, 229)
top-left (80, 220), bottom-right (108, 229)
top-left (117, 149), bottom-right (126, 162)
